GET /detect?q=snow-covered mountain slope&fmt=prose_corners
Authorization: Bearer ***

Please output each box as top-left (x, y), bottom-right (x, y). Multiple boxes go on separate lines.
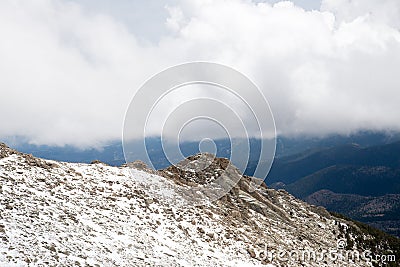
top-left (0, 143), bottom-right (395, 266)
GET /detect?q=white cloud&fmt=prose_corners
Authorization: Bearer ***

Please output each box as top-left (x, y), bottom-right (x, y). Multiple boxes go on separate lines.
top-left (321, 0), bottom-right (400, 28)
top-left (1, 0), bottom-right (400, 147)
top-left (0, 0), bottom-right (167, 147)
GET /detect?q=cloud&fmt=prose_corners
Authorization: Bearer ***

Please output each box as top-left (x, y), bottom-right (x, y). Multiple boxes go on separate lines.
top-left (1, 0), bottom-right (400, 148)
top-left (321, 0), bottom-right (400, 28)
top-left (0, 0), bottom-right (167, 147)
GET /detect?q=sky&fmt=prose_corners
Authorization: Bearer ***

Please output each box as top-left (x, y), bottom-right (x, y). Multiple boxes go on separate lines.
top-left (1, 0), bottom-right (400, 148)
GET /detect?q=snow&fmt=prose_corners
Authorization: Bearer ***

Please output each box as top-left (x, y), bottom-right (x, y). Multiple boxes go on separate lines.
top-left (0, 151), bottom-right (372, 266)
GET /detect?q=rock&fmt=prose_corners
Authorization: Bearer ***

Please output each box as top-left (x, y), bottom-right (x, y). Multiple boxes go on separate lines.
top-left (247, 248), bottom-right (256, 258)
top-left (206, 232), bottom-right (215, 239)
top-left (231, 210), bottom-right (241, 219)
top-left (145, 198), bottom-right (154, 205)
top-left (0, 143), bottom-right (18, 159)
top-left (159, 153), bottom-right (242, 186)
top-left (125, 160), bottom-right (156, 174)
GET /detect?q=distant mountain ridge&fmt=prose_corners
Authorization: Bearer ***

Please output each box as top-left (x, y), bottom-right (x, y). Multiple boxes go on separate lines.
top-left (5, 131), bottom-right (400, 173)
top-left (306, 190), bottom-right (400, 237)
top-left (267, 140), bottom-right (400, 237)
top-left (267, 141), bottom-right (400, 185)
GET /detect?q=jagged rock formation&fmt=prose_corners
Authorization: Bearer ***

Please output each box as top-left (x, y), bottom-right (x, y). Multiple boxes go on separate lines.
top-left (0, 143), bottom-right (17, 159)
top-left (160, 153), bottom-right (231, 185)
top-left (0, 143), bottom-right (397, 266)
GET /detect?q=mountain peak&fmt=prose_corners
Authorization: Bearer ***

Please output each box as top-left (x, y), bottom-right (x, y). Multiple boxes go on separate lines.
top-left (160, 153), bottom-right (236, 186)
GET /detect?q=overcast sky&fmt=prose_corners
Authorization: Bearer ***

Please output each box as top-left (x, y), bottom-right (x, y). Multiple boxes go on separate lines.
top-left (1, 0), bottom-right (400, 148)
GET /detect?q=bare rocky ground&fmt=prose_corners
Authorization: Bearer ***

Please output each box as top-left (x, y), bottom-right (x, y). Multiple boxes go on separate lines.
top-left (0, 143), bottom-right (396, 266)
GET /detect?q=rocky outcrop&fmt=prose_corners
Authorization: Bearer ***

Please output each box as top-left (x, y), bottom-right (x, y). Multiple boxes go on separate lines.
top-left (0, 143), bottom-right (57, 169)
top-left (0, 143), bottom-right (18, 159)
top-left (122, 160), bottom-right (158, 175)
top-left (159, 153), bottom-right (233, 185)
